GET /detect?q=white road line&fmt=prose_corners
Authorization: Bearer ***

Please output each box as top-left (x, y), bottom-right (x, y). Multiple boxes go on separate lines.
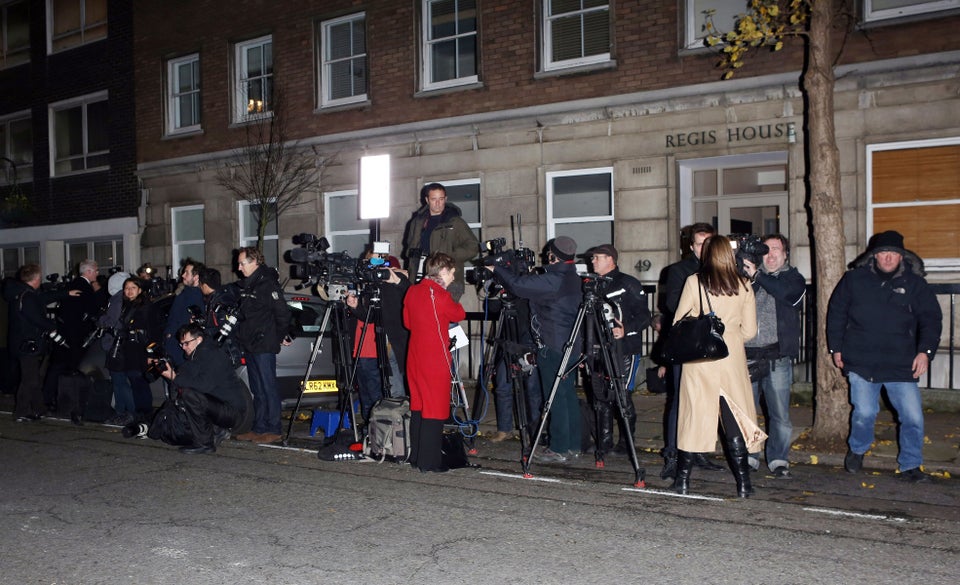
top-left (479, 470), bottom-right (564, 483)
top-left (622, 487), bottom-right (726, 501)
top-left (802, 506), bottom-right (908, 523)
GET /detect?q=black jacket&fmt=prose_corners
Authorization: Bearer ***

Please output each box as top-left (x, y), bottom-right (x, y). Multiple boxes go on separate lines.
top-left (658, 255), bottom-right (699, 329)
top-left (3, 280), bottom-right (65, 357)
top-left (58, 276), bottom-right (101, 348)
top-left (106, 299), bottom-right (160, 372)
top-left (236, 265), bottom-right (292, 354)
top-left (827, 258), bottom-right (942, 382)
top-left (496, 261), bottom-right (582, 352)
top-left (751, 264), bottom-right (806, 359)
top-left (175, 339), bottom-right (249, 413)
top-left (603, 268), bottom-right (652, 356)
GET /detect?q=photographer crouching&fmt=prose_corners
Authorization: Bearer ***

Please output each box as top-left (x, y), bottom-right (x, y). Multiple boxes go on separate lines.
top-left (146, 323), bottom-right (250, 454)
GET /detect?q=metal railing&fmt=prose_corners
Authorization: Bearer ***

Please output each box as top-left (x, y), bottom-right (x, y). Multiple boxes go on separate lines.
top-left (462, 283), bottom-right (960, 391)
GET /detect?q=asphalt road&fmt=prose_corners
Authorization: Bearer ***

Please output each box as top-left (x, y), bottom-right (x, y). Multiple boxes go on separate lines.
top-left (2, 417), bottom-right (957, 585)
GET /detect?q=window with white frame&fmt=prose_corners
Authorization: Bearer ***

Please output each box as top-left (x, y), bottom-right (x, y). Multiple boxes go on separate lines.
top-left (0, 111), bottom-right (32, 184)
top-left (239, 200), bottom-right (279, 267)
top-left (684, 0), bottom-right (741, 49)
top-left (320, 13), bottom-right (367, 107)
top-left (546, 168), bottom-right (613, 252)
top-left (48, 0), bottom-right (107, 53)
top-left (167, 53), bottom-right (201, 135)
top-left (172, 205), bottom-right (205, 269)
top-left (864, 0), bottom-right (960, 22)
top-left (65, 238), bottom-right (122, 276)
top-left (49, 92), bottom-right (109, 176)
top-left (1, 0), bottom-right (30, 68)
top-left (422, 0), bottom-right (478, 90)
top-left (235, 35), bottom-right (272, 122)
top-left (1, 244), bottom-right (39, 278)
top-left (542, 0), bottom-right (610, 72)
top-left (324, 190), bottom-right (369, 256)
top-left (868, 138), bottom-right (960, 268)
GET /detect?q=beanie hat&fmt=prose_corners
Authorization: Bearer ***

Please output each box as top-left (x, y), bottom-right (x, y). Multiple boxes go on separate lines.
top-left (867, 230), bottom-right (906, 256)
top-left (549, 236), bottom-right (577, 261)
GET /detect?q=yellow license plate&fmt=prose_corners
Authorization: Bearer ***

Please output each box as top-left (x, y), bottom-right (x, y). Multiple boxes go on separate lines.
top-left (303, 379), bottom-right (338, 393)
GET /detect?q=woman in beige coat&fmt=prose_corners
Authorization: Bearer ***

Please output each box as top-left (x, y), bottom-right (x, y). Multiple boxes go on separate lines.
top-left (673, 235), bottom-right (765, 497)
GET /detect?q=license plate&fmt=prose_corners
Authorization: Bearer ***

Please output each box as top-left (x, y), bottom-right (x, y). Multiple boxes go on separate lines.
top-left (303, 379), bottom-right (338, 393)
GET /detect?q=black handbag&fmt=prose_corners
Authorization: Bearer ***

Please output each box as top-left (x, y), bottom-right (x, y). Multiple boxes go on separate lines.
top-left (660, 278), bottom-right (729, 365)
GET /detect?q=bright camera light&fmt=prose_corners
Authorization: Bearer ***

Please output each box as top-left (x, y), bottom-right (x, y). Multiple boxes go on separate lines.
top-left (359, 155), bottom-right (390, 220)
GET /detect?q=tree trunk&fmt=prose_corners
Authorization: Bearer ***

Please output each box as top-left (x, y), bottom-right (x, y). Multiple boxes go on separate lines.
top-left (804, 1), bottom-right (849, 444)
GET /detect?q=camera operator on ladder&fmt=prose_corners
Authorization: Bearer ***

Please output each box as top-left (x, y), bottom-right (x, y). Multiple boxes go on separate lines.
top-left (586, 244), bottom-right (652, 456)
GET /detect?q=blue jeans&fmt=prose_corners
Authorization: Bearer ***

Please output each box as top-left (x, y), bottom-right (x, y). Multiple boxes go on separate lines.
top-left (355, 357), bottom-right (383, 421)
top-left (848, 372), bottom-right (924, 471)
top-left (751, 357), bottom-right (794, 470)
top-left (246, 352), bottom-right (281, 435)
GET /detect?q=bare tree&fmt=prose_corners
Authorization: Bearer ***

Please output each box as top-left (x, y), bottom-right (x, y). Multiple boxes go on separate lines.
top-left (706, 0), bottom-right (852, 447)
top-left (217, 92), bottom-right (326, 251)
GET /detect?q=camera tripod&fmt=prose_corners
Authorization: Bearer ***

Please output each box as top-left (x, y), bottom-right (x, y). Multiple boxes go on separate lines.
top-left (283, 298), bottom-right (359, 446)
top-left (480, 294), bottom-right (536, 460)
top-left (524, 278), bottom-right (646, 487)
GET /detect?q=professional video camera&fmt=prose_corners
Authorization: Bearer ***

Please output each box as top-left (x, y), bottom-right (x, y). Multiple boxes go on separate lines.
top-left (286, 234), bottom-right (399, 300)
top-left (143, 342), bottom-right (171, 383)
top-left (471, 216), bottom-right (537, 295)
top-left (730, 234), bottom-right (769, 277)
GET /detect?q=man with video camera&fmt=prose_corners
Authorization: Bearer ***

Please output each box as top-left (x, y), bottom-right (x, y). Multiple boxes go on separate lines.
top-left (486, 236), bottom-right (582, 463)
top-left (157, 323), bottom-right (249, 454)
top-left (586, 244), bottom-right (652, 456)
top-left (4, 264), bottom-right (79, 422)
top-left (741, 234), bottom-right (806, 478)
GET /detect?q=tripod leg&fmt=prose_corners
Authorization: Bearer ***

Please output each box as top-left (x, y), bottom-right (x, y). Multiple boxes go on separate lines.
top-left (284, 303), bottom-right (335, 445)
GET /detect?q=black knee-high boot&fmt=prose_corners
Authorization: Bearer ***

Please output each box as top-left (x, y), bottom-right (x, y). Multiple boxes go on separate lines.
top-left (672, 450), bottom-right (694, 494)
top-left (727, 435), bottom-right (754, 498)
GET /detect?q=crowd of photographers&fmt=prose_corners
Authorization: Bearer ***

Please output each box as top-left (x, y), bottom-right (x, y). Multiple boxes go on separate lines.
top-left (2, 181), bottom-right (940, 488)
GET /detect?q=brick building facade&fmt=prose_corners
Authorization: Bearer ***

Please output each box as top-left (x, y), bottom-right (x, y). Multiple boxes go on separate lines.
top-left (1, 0), bottom-right (139, 278)
top-left (132, 0), bottom-right (960, 302)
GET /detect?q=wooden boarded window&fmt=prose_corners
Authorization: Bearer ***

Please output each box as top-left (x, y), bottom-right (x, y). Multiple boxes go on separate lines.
top-left (871, 144), bottom-right (960, 260)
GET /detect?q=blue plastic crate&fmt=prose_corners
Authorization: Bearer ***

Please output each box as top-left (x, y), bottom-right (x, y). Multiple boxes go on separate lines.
top-left (310, 408), bottom-right (352, 438)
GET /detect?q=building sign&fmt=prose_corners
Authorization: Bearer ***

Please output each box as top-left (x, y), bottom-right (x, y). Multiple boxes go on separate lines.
top-left (665, 122), bottom-right (797, 148)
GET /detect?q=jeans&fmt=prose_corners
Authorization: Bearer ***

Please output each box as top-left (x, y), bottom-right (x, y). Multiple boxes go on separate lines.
top-left (848, 372), bottom-right (924, 471)
top-left (111, 370), bottom-right (136, 415)
top-left (493, 359), bottom-right (515, 432)
top-left (355, 357), bottom-right (383, 421)
top-left (751, 357), bottom-right (794, 470)
top-left (246, 352), bottom-right (281, 435)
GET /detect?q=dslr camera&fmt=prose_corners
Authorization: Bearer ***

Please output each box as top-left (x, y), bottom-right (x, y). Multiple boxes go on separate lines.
top-left (144, 342), bottom-right (171, 383)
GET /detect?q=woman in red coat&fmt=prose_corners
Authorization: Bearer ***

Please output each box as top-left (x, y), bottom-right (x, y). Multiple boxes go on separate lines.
top-left (403, 253), bottom-right (466, 472)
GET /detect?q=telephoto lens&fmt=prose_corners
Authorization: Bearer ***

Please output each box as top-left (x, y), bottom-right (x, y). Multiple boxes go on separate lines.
top-left (122, 422), bottom-right (149, 439)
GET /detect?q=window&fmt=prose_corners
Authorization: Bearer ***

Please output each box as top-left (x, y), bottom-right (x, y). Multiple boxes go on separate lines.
top-left (868, 138), bottom-right (960, 268)
top-left (0, 111), bottom-right (32, 184)
top-left (684, 0), bottom-right (741, 49)
top-left (65, 238), bottom-right (122, 276)
top-left (48, 0), bottom-right (107, 53)
top-left (239, 200), bottom-right (279, 267)
top-left (324, 190), bottom-right (368, 256)
top-left (167, 54), bottom-right (201, 135)
top-left (542, 0), bottom-right (609, 72)
top-left (679, 152), bottom-right (789, 238)
top-left (49, 92), bottom-right (109, 176)
top-left (1, 0), bottom-right (30, 68)
top-left (546, 168), bottom-right (613, 251)
top-left (235, 35), bottom-right (272, 122)
top-left (172, 205), bottom-right (205, 269)
top-left (864, 0), bottom-right (960, 23)
top-left (422, 0), bottom-right (478, 90)
top-left (1, 244), bottom-right (39, 278)
top-left (320, 13), bottom-right (367, 107)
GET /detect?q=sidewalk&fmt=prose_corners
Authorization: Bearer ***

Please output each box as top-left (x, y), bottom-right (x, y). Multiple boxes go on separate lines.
top-left (473, 388), bottom-right (960, 479)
